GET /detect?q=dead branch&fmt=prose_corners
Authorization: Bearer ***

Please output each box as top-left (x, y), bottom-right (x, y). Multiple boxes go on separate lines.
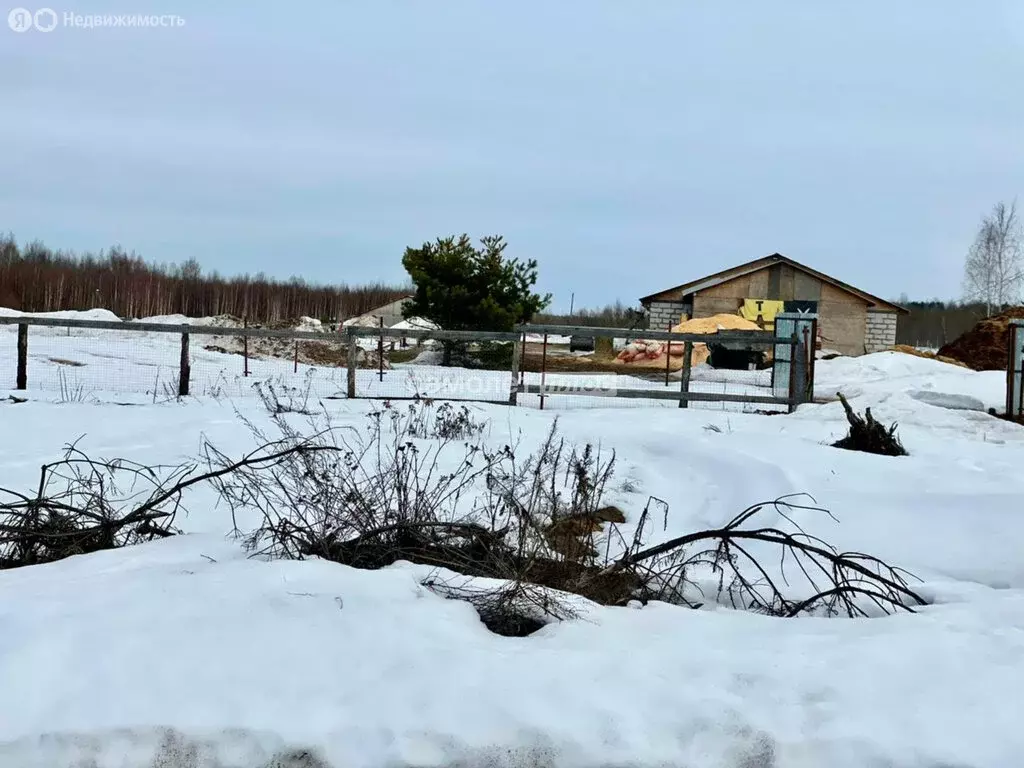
top-left (599, 495), bottom-right (925, 617)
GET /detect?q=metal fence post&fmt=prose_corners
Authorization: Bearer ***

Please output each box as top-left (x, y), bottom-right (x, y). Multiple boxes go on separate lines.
top-left (178, 332), bottom-right (190, 397)
top-left (807, 317), bottom-right (818, 400)
top-left (346, 327), bottom-right (358, 399)
top-left (16, 323), bottom-right (28, 390)
top-left (1019, 326), bottom-right (1024, 420)
top-left (790, 336), bottom-right (808, 412)
top-left (787, 334), bottom-right (799, 414)
top-left (539, 333), bottom-right (549, 410)
top-left (519, 330), bottom-right (527, 388)
top-left (1019, 322), bottom-right (1024, 419)
top-left (1006, 323), bottom-right (1013, 418)
top-left (664, 322), bottom-right (672, 385)
top-left (678, 340), bottom-right (692, 408)
top-left (377, 316), bottom-right (384, 383)
top-left (1008, 320), bottom-right (1024, 420)
top-left (509, 334), bottom-right (522, 405)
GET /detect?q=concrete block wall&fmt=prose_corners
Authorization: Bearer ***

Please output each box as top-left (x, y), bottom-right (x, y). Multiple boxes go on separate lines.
top-left (865, 310), bottom-right (898, 353)
top-left (647, 300), bottom-right (686, 329)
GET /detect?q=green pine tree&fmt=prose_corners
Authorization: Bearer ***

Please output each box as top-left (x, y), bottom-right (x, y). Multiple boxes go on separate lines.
top-left (402, 234), bottom-right (551, 363)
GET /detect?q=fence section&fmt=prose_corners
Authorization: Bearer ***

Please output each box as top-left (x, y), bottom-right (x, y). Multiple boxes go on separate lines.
top-left (0, 317), bottom-right (353, 402)
top-left (512, 323), bottom-right (813, 413)
top-left (3, 316), bottom-right (815, 413)
top-left (343, 326), bottom-right (521, 404)
top-left (1009, 320), bottom-right (1024, 421)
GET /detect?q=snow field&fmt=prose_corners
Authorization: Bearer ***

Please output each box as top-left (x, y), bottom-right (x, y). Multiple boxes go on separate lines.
top-left (1, 309), bottom-right (1023, 767)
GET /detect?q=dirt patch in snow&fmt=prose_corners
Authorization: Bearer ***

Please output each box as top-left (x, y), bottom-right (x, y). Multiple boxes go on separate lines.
top-left (203, 335), bottom-right (390, 369)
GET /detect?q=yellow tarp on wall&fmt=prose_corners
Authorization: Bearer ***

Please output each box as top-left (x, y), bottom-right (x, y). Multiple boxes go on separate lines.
top-left (739, 299), bottom-right (785, 330)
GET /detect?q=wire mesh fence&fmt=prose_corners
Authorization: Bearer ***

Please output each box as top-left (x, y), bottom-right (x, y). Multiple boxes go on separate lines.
top-left (510, 322), bottom-right (807, 414)
top-left (1, 318), bottom-right (353, 403)
top-left (2, 316), bottom-right (817, 413)
top-left (2, 321), bottom-right (183, 401)
top-left (350, 327), bottom-right (519, 404)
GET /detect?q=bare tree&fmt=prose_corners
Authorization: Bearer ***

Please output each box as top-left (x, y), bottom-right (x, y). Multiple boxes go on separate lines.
top-left (962, 200), bottom-right (1024, 316)
top-left (0, 233), bottom-right (410, 321)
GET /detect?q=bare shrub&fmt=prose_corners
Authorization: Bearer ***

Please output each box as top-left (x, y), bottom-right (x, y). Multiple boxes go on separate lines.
top-left (206, 404), bottom-right (490, 561)
top-left (0, 441), bottom-right (183, 568)
top-left (2, 395), bottom-right (926, 629)
top-left (254, 370), bottom-right (317, 415)
top-left (405, 399), bottom-right (488, 441)
top-left (57, 368), bottom-right (90, 403)
top-left (0, 438), bottom-right (322, 570)
top-left (203, 403), bottom-right (629, 633)
top-left (204, 400), bottom-right (925, 633)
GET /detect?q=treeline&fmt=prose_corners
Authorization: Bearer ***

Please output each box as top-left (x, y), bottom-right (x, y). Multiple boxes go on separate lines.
top-left (535, 300), bottom-right (646, 329)
top-left (894, 300), bottom-right (989, 349)
top-left (0, 234), bottom-right (410, 323)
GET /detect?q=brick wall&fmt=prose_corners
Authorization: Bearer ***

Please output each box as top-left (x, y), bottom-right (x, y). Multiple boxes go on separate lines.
top-left (865, 310), bottom-right (898, 353)
top-left (646, 300), bottom-right (686, 329)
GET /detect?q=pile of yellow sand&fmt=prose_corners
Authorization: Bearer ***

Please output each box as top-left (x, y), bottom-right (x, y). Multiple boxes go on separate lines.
top-left (673, 314), bottom-right (762, 334)
top-left (614, 314), bottom-right (762, 370)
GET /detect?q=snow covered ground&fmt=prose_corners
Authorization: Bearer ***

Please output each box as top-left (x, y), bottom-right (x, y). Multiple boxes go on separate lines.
top-left (1, 311), bottom-right (1023, 767)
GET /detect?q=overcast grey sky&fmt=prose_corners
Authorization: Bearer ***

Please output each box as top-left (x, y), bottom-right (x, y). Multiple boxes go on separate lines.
top-left (2, 1), bottom-right (1022, 311)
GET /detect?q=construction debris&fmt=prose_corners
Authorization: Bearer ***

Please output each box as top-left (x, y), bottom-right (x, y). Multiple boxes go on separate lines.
top-left (613, 314), bottom-right (763, 370)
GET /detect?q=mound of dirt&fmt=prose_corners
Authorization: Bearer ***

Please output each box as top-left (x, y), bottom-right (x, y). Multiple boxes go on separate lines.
top-left (937, 308), bottom-right (1024, 371)
top-left (202, 334), bottom-right (391, 369)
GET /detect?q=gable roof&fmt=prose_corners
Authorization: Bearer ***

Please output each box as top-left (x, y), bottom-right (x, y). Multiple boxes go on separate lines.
top-left (340, 295), bottom-right (414, 326)
top-left (639, 253), bottom-right (907, 313)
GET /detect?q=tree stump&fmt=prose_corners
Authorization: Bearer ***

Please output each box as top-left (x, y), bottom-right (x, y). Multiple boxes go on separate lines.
top-left (832, 392), bottom-right (908, 456)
